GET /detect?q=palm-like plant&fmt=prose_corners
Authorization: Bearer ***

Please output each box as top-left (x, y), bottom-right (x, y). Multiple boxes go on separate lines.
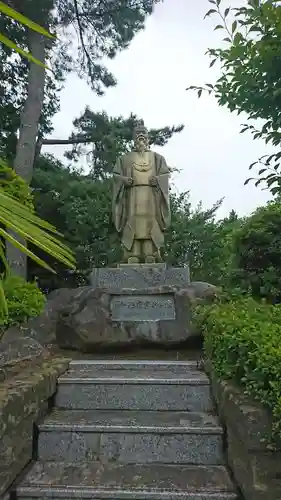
top-left (0, 5), bottom-right (75, 316)
top-left (0, 1), bottom-right (54, 67)
top-left (0, 186), bottom-right (76, 316)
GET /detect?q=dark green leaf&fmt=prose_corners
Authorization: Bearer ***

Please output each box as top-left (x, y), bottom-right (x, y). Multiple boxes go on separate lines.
top-left (270, 186), bottom-right (281, 195)
top-left (204, 9), bottom-right (217, 18)
top-left (267, 177), bottom-right (278, 187)
top-left (249, 162), bottom-right (258, 170)
top-left (244, 178), bottom-right (253, 185)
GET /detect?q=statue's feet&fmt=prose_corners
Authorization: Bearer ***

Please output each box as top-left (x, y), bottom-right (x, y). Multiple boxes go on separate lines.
top-left (145, 255), bottom-right (156, 264)
top-left (128, 256), bottom-right (139, 264)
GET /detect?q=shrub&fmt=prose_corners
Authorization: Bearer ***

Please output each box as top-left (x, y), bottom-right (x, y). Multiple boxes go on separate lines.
top-left (0, 160), bottom-right (34, 209)
top-left (1, 276), bottom-right (46, 328)
top-left (231, 200), bottom-right (281, 302)
top-left (196, 296), bottom-right (281, 441)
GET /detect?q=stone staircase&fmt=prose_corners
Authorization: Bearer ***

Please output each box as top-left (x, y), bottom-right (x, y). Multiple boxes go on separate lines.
top-left (13, 360), bottom-right (239, 499)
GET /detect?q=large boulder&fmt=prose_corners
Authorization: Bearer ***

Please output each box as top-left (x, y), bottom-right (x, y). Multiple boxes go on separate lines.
top-left (1, 280), bottom-right (219, 355)
top-left (2, 288), bottom-right (75, 346)
top-left (184, 281), bottom-right (220, 304)
top-left (56, 287), bottom-right (116, 352)
top-left (55, 283), bottom-right (217, 353)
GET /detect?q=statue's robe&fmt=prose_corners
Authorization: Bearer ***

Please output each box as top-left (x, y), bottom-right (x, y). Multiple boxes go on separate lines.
top-left (112, 150), bottom-right (171, 251)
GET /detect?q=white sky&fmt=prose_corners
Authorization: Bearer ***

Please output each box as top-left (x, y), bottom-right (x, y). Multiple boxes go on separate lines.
top-left (44, 0), bottom-right (273, 217)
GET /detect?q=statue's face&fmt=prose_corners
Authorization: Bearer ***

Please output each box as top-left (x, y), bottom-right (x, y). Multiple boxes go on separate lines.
top-left (135, 132), bottom-right (149, 151)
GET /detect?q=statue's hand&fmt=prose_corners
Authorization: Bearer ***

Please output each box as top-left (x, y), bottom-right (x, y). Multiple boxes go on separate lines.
top-left (124, 177), bottom-right (133, 186)
top-left (149, 176), bottom-right (158, 186)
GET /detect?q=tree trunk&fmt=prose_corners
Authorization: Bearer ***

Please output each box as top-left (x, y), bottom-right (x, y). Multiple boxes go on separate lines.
top-left (6, 29), bottom-right (46, 279)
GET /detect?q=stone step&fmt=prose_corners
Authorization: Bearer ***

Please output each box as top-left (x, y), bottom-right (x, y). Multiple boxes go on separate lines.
top-left (68, 360), bottom-right (199, 371)
top-left (37, 410), bottom-right (224, 464)
top-left (15, 462), bottom-right (238, 499)
top-left (56, 368), bottom-right (211, 411)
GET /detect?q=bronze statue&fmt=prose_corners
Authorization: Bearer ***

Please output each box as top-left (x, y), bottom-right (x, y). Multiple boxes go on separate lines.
top-left (112, 121), bottom-right (171, 264)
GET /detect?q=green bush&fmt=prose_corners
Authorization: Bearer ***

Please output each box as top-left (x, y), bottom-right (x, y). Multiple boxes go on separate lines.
top-left (196, 296), bottom-right (281, 441)
top-left (231, 200), bottom-right (281, 302)
top-left (1, 276), bottom-right (46, 328)
top-left (0, 159), bottom-right (34, 209)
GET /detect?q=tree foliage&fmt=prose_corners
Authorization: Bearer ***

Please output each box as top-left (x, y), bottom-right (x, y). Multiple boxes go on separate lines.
top-left (29, 155), bottom-right (238, 291)
top-left (0, 5), bottom-right (76, 314)
top-left (187, 0), bottom-right (281, 196)
top-left (0, 0), bottom-right (165, 170)
top-left (0, 0), bottom-right (54, 66)
top-left (57, 0), bottom-right (162, 94)
top-left (0, 0), bottom-right (62, 161)
top-left (60, 108), bottom-right (184, 179)
top-left (1, 0), bottom-right (162, 277)
top-left (230, 199), bottom-right (281, 303)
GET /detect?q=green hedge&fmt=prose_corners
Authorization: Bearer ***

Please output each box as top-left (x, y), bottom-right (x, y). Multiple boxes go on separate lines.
top-left (195, 296), bottom-right (281, 441)
top-left (0, 276), bottom-right (46, 329)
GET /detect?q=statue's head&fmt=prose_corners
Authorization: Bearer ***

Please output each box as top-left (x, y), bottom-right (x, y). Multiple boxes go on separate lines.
top-left (133, 120), bottom-right (149, 152)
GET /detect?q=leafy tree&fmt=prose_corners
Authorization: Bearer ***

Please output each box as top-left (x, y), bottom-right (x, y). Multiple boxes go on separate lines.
top-left (2, 0), bottom-right (163, 177)
top-left (2, 0), bottom-right (163, 276)
top-left (43, 108), bottom-right (184, 179)
top-left (187, 0), bottom-right (281, 196)
top-left (32, 155), bottom-right (121, 273)
top-left (29, 157), bottom-right (238, 291)
top-left (230, 199), bottom-right (281, 303)
top-left (0, 5), bottom-right (75, 314)
top-left (165, 192), bottom-right (238, 284)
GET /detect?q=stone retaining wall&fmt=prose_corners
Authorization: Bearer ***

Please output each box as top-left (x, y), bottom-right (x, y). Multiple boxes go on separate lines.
top-left (207, 363), bottom-right (281, 500)
top-left (0, 356), bottom-right (69, 497)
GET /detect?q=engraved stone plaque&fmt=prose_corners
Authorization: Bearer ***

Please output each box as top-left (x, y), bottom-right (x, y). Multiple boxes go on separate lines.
top-left (111, 294), bottom-right (176, 322)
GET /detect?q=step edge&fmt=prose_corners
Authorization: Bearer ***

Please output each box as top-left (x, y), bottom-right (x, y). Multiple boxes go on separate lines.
top-left (69, 361), bottom-right (199, 366)
top-left (57, 377), bottom-right (210, 385)
top-left (16, 486), bottom-right (237, 497)
top-left (38, 424), bottom-right (223, 434)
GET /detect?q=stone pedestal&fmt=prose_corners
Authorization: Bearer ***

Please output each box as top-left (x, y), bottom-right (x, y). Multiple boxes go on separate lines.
top-left (88, 264), bottom-right (190, 290)
top-left (88, 264), bottom-right (192, 346)
top-left (55, 265), bottom-right (194, 352)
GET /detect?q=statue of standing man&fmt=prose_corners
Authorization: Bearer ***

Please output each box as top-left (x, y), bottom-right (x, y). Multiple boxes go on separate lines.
top-left (112, 121), bottom-right (171, 264)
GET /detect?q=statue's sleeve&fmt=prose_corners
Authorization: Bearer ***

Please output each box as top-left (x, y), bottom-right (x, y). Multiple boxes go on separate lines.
top-left (155, 154), bottom-right (171, 230)
top-left (112, 158), bottom-right (126, 233)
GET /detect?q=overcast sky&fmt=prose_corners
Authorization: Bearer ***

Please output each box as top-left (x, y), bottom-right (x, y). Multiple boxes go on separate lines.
top-left (44, 0), bottom-right (273, 218)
